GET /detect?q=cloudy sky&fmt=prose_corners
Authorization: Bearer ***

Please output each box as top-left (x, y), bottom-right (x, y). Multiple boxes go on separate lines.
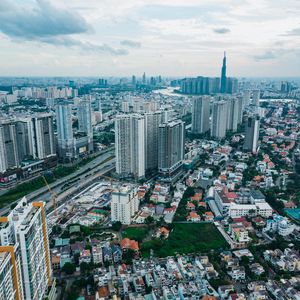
top-left (1, 0), bottom-right (300, 77)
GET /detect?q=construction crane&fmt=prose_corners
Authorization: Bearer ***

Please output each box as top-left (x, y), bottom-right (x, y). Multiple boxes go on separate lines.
top-left (41, 174), bottom-right (58, 216)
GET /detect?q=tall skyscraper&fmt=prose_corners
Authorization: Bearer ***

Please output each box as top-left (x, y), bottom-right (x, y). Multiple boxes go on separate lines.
top-left (130, 114), bottom-right (145, 179)
top-left (243, 115), bottom-right (260, 153)
top-left (16, 114), bottom-right (56, 161)
top-left (252, 89), bottom-right (260, 106)
top-left (77, 100), bottom-right (93, 152)
top-left (158, 120), bottom-right (185, 177)
top-left (115, 114), bottom-right (145, 180)
top-left (111, 184), bottom-right (139, 225)
top-left (211, 100), bottom-right (228, 138)
top-left (0, 119), bottom-right (19, 173)
top-left (227, 98), bottom-right (240, 132)
top-left (243, 90), bottom-right (251, 107)
top-left (132, 75), bottom-right (136, 85)
top-left (142, 72), bottom-right (146, 85)
top-left (0, 198), bottom-right (55, 300)
top-left (220, 52), bottom-right (227, 93)
top-left (121, 101), bottom-right (130, 113)
top-left (56, 102), bottom-right (74, 160)
top-left (31, 114), bottom-right (56, 160)
top-left (191, 96), bottom-right (210, 134)
top-left (145, 111), bottom-right (162, 172)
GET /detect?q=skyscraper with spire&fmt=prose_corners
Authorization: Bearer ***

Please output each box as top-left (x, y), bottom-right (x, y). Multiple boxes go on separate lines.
top-left (220, 51), bottom-right (227, 93)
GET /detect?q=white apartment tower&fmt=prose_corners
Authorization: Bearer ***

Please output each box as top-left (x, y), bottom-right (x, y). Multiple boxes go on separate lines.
top-left (77, 99), bottom-right (94, 152)
top-left (0, 198), bottom-right (55, 300)
top-left (191, 96), bottom-right (210, 134)
top-left (158, 120), bottom-right (185, 177)
top-left (227, 98), bottom-right (240, 132)
top-left (243, 115), bottom-right (260, 153)
top-left (115, 114), bottom-right (145, 180)
top-left (56, 102), bottom-right (74, 159)
top-left (0, 119), bottom-right (19, 173)
top-left (111, 185), bottom-right (139, 225)
top-left (252, 89), bottom-right (260, 107)
top-left (211, 100), bottom-right (228, 139)
top-left (144, 111), bottom-right (162, 172)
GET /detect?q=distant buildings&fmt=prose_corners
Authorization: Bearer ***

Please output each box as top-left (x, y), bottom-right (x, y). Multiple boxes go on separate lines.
top-left (0, 198), bottom-right (55, 300)
top-left (243, 116), bottom-right (260, 153)
top-left (0, 114), bottom-right (56, 174)
top-left (191, 96), bottom-right (210, 134)
top-left (111, 184), bottom-right (140, 225)
top-left (179, 53), bottom-right (238, 95)
top-left (56, 100), bottom-right (94, 161)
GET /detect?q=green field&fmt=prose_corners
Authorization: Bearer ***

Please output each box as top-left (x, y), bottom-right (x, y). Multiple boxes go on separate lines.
top-left (142, 223), bottom-right (228, 258)
top-left (122, 227), bottom-right (148, 242)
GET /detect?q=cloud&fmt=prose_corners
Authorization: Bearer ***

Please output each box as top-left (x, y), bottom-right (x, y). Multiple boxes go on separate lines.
top-left (0, 0), bottom-right (129, 56)
top-left (0, 0), bottom-right (91, 39)
top-left (213, 27), bottom-right (231, 34)
top-left (283, 27), bottom-right (300, 36)
top-left (253, 51), bottom-right (277, 60)
top-left (120, 40), bottom-right (141, 48)
top-left (37, 36), bottom-right (128, 55)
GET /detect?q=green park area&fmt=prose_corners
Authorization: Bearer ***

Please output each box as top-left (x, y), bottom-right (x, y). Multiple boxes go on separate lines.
top-left (141, 223), bottom-right (228, 258)
top-left (122, 227), bottom-right (149, 243)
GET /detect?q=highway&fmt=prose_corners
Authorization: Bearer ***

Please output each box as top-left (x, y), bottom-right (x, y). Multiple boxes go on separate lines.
top-left (0, 150), bottom-right (115, 216)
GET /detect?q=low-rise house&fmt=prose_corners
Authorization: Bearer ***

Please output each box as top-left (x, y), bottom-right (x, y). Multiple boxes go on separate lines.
top-left (218, 285), bottom-right (235, 300)
top-left (92, 245), bottom-right (103, 264)
top-left (228, 266), bottom-right (246, 281)
top-left (250, 263), bottom-right (265, 276)
top-left (79, 249), bottom-right (91, 264)
top-left (112, 244), bottom-right (122, 263)
top-left (156, 227), bottom-right (170, 239)
top-left (187, 212), bottom-right (201, 222)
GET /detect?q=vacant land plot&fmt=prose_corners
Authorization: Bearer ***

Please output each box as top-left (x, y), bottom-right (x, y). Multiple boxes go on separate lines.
top-left (142, 223), bottom-right (228, 257)
top-left (122, 227), bottom-right (148, 242)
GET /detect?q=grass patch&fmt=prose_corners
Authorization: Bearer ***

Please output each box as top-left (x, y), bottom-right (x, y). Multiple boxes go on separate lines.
top-left (122, 227), bottom-right (148, 242)
top-left (142, 223), bottom-right (228, 258)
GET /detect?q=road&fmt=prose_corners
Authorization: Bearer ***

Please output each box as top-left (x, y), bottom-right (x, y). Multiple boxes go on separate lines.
top-left (46, 162), bottom-right (115, 213)
top-left (0, 150), bottom-right (115, 216)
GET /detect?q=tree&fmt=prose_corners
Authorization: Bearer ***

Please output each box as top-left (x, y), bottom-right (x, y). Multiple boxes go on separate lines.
top-left (80, 262), bottom-right (90, 275)
top-left (122, 249), bottom-right (135, 265)
top-left (62, 262), bottom-right (76, 275)
top-left (112, 221), bottom-right (122, 231)
top-left (145, 216), bottom-right (154, 225)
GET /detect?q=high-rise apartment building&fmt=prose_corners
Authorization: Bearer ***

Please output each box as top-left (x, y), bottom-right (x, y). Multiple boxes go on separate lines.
top-left (115, 114), bottom-right (145, 180)
top-left (121, 101), bottom-right (130, 113)
top-left (77, 100), bottom-right (93, 152)
top-left (0, 198), bottom-right (55, 300)
top-left (211, 100), bottom-right (228, 138)
top-left (191, 96), bottom-right (210, 134)
top-left (243, 90), bottom-right (251, 107)
top-left (227, 98), bottom-right (240, 132)
top-left (31, 114), bottom-right (56, 160)
top-left (158, 120), bottom-right (185, 177)
top-left (111, 184), bottom-right (139, 225)
top-left (145, 111), bottom-right (162, 172)
top-left (0, 119), bottom-right (19, 173)
top-left (243, 115), bottom-right (260, 153)
top-left (252, 89), bottom-right (260, 106)
top-left (56, 102), bottom-right (74, 160)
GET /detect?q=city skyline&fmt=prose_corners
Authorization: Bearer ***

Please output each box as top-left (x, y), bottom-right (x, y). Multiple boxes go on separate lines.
top-left (1, 0), bottom-right (300, 77)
